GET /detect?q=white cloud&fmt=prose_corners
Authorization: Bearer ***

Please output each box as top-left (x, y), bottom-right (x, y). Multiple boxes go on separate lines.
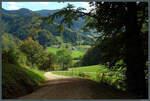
top-left (8, 2), bottom-right (17, 5)
top-left (81, 2), bottom-right (89, 6)
top-left (39, 2), bottom-right (49, 5)
top-left (6, 2), bottom-right (22, 10)
top-left (8, 5), bottom-right (20, 10)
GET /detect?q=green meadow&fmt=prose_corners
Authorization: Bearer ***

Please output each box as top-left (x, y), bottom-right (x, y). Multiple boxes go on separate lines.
top-left (46, 47), bottom-right (86, 58)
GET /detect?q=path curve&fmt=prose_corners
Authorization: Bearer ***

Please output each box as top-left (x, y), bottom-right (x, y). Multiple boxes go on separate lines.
top-left (44, 72), bottom-right (72, 80)
top-left (19, 72), bottom-right (135, 99)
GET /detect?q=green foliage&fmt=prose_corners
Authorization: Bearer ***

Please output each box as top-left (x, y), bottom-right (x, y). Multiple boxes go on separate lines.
top-left (19, 37), bottom-right (43, 67)
top-left (145, 61), bottom-right (148, 80)
top-left (78, 72), bottom-right (85, 77)
top-left (98, 33), bottom-right (125, 69)
top-left (2, 48), bottom-right (27, 65)
top-left (96, 72), bottom-right (126, 91)
top-left (56, 49), bottom-right (72, 70)
top-left (2, 33), bottom-right (20, 51)
top-left (38, 51), bottom-right (57, 70)
top-left (29, 17), bottom-right (42, 40)
top-left (18, 37), bottom-right (57, 70)
top-left (112, 60), bottom-right (126, 73)
top-left (80, 44), bottom-right (101, 66)
top-left (2, 9), bottom-right (94, 47)
top-left (44, 4), bottom-right (85, 29)
top-left (51, 64), bottom-right (60, 71)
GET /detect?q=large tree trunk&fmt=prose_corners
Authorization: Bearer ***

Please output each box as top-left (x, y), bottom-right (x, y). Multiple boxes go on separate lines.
top-left (124, 3), bottom-right (147, 98)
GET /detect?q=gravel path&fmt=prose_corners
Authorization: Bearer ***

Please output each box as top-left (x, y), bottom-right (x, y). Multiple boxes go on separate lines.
top-left (19, 72), bottom-right (135, 99)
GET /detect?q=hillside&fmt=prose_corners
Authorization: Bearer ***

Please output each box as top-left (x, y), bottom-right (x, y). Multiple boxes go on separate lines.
top-left (36, 9), bottom-right (60, 16)
top-left (2, 8), bottom-right (95, 47)
top-left (36, 9), bottom-right (95, 37)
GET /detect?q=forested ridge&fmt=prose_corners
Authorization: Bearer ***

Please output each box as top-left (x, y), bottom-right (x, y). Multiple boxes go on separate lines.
top-left (2, 8), bottom-right (94, 47)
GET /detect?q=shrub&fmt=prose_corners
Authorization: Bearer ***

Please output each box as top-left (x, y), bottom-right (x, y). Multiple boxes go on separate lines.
top-left (78, 72), bottom-right (85, 77)
top-left (2, 48), bottom-right (27, 65)
top-left (52, 64), bottom-right (60, 70)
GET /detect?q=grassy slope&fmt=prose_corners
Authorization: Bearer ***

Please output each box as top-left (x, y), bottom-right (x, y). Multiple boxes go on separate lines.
top-left (68, 65), bottom-right (109, 72)
top-left (46, 47), bottom-right (85, 58)
top-left (46, 47), bottom-right (58, 54)
top-left (2, 63), bottom-right (47, 99)
top-left (71, 50), bottom-right (85, 58)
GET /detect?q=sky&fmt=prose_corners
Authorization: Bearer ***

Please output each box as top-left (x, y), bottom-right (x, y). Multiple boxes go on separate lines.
top-left (2, 2), bottom-right (91, 11)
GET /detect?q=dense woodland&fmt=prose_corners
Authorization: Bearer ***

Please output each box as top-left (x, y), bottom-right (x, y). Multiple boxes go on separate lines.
top-left (2, 2), bottom-right (148, 99)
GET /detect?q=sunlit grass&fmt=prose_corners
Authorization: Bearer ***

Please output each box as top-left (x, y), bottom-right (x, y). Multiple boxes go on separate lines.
top-left (46, 47), bottom-right (86, 58)
top-left (68, 65), bottom-right (109, 72)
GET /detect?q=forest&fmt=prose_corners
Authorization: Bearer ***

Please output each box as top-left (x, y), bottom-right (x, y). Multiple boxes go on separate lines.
top-left (2, 2), bottom-right (148, 99)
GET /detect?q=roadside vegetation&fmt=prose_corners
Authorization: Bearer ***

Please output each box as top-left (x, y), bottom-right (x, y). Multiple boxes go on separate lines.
top-left (2, 63), bottom-right (47, 99)
top-left (52, 64), bottom-right (126, 90)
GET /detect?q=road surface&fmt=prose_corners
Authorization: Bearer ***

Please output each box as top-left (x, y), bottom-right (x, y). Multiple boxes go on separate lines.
top-left (19, 72), bottom-right (135, 99)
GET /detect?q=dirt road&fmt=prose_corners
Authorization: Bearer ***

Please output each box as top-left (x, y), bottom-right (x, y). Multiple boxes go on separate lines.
top-left (19, 72), bottom-right (135, 99)
top-left (44, 72), bottom-right (72, 80)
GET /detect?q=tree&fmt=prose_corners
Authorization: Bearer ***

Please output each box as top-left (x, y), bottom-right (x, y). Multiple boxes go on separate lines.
top-left (2, 48), bottom-right (27, 65)
top-left (124, 3), bottom-right (147, 97)
top-left (19, 37), bottom-right (43, 67)
top-left (42, 2), bottom-right (148, 98)
top-left (56, 49), bottom-right (72, 70)
top-left (37, 29), bottom-right (54, 48)
top-left (29, 14), bottom-right (42, 40)
top-left (99, 32), bottom-right (125, 69)
top-left (2, 33), bottom-right (20, 51)
top-left (39, 50), bottom-right (57, 70)
top-left (80, 43), bottom-right (102, 66)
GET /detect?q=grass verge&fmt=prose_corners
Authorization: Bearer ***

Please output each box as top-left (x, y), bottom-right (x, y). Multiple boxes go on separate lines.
top-left (53, 65), bottom-right (126, 91)
top-left (2, 63), bottom-right (47, 99)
